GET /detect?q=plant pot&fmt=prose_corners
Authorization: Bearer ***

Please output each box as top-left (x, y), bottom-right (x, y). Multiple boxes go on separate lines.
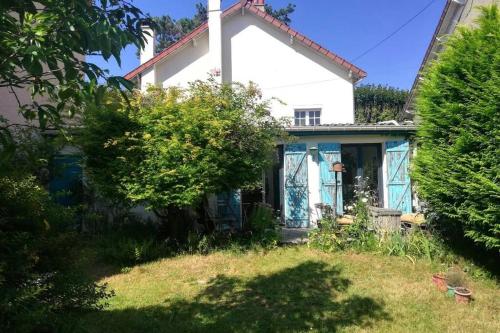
top-left (455, 287), bottom-right (472, 304)
top-left (446, 285), bottom-right (456, 297)
top-left (432, 273), bottom-right (447, 292)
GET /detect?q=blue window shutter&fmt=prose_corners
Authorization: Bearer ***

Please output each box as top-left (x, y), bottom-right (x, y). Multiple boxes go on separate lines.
top-left (216, 190), bottom-right (242, 229)
top-left (385, 141), bottom-right (412, 213)
top-left (49, 155), bottom-right (82, 206)
top-left (318, 143), bottom-right (343, 216)
top-left (284, 144), bottom-right (309, 228)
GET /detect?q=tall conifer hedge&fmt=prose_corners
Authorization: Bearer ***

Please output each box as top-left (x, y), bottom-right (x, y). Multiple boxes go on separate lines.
top-left (413, 6), bottom-right (499, 251)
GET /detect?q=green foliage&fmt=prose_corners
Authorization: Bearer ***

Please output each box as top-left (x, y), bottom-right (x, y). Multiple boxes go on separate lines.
top-left (445, 268), bottom-right (467, 288)
top-left (354, 84), bottom-right (409, 123)
top-left (152, 3), bottom-right (207, 55)
top-left (310, 187), bottom-right (378, 252)
top-left (0, 0), bottom-right (149, 130)
top-left (0, 124), bottom-right (62, 181)
top-left (0, 176), bottom-right (113, 332)
top-left (80, 80), bottom-right (287, 212)
top-left (248, 203), bottom-right (280, 248)
top-left (97, 236), bottom-right (172, 267)
top-left (308, 218), bottom-right (345, 252)
top-left (412, 6), bottom-right (500, 251)
top-left (377, 230), bottom-right (448, 262)
top-left (309, 194), bottom-right (448, 262)
top-left (248, 203), bottom-right (275, 233)
top-left (264, 3), bottom-right (296, 26)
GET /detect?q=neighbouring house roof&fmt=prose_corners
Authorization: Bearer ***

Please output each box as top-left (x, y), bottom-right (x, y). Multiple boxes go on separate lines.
top-left (125, 1), bottom-right (367, 81)
top-left (405, 0), bottom-right (468, 113)
top-left (287, 123), bottom-right (416, 136)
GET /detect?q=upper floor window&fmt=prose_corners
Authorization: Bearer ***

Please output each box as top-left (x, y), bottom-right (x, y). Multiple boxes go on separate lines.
top-left (294, 109), bottom-right (321, 126)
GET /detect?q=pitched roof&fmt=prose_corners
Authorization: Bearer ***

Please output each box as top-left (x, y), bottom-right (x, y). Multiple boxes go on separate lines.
top-left (125, 2), bottom-right (366, 80)
top-left (405, 0), bottom-right (466, 112)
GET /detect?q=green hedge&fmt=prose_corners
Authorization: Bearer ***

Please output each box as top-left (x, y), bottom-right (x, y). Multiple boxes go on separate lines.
top-left (413, 6), bottom-right (500, 251)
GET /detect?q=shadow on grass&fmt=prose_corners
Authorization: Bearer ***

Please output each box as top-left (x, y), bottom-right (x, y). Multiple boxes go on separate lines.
top-left (78, 261), bottom-right (391, 333)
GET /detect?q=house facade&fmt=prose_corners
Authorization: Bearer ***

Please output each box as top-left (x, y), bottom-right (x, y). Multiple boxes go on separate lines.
top-left (125, 0), bottom-right (415, 228)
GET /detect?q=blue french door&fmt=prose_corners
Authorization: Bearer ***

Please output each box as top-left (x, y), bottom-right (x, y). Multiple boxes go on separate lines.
top-left (386, 141), bottom-right (412, 213)
top-left (318, 143), bottom-right (343, 216)
top-left (284, 144), bottom-right (309, 228)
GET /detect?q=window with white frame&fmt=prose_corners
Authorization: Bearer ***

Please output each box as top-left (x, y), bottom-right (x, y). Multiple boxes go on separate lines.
top-left (294, 109), bottom-right (321, 126)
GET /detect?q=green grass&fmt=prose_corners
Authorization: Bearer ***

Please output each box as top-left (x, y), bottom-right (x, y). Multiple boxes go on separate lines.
top-left (75, 246), bottom-right (499, 333)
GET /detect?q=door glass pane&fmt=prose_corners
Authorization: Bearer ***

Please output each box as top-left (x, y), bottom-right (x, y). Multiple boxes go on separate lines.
top-left (341, 145), bottom-right (382, 208)
top-left (341, 146), bottom-right (358, 207)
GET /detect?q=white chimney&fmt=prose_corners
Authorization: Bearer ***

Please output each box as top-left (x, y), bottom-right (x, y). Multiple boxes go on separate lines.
top-left (140, 25), bottom-right (155, 64)
top-left (254, 0), bottom-right (266, 12)
top-left (208, 0), bottom-right (222, 81)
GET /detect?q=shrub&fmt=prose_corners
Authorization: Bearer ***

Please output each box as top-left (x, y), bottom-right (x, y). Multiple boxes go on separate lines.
top-left (413, 5), bottom-right (500, 251)
top-left (308, 218), bottom-right (345, 252)
top-left (186, 231), bottom-right (218, 255)
top-left (95, 232), bottom-right (173, 266)
top-left (446, 269), bottom-right (467, 288)
top-left (0, 176), bottom-right (113, 332)
top-left (248, 203), bottom-right (280, 248)
top-left (80, 81), bottom-right (287, 232)
top-left (309, 193), bottom-right (449, 262)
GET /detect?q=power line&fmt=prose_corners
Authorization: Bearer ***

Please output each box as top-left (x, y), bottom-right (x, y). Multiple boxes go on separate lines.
top-left (262, 77), bottom-right (343, 90)
top-left (352, 0), bottom-right (439, 62)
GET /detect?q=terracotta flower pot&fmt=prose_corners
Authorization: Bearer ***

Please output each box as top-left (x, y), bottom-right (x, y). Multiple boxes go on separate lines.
top-left (455, 287), bottom-right (472, 304)
top-left (432, 274), bottom-right (447, 292)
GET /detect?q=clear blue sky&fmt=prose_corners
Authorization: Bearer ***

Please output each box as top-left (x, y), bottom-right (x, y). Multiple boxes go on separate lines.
top-left (89, 0), bottom-right (446, 90)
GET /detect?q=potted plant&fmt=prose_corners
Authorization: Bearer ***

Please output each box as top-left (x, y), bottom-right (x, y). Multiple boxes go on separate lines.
top-left (445, 269), bottom-right (466, 297)
top-left (454, 287), bottom-right (472, 304)
top-left (432, 272), bottom-right (447, 292)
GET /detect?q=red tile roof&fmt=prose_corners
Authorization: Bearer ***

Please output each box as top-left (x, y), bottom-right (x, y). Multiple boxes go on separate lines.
top-left (125, 2), bottom-right (367, 80)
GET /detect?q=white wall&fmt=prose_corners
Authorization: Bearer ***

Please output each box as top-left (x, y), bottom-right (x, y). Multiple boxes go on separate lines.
top-left (144, 32), bottom-right (211, 90)
top-left (223, 13), bottom-right (355, 124)
top-left (148, 12), bottom-right (355, 124)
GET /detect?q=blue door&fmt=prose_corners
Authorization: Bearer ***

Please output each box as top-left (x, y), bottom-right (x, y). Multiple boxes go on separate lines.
top-left (284, 144), bottom-right (309, 228)
top-left (318, 143), bottom-right (343, 216)
top-left (216, 190), bottom-right (242, 230)
top-left (386, 141), bottom-right (412, 213)
top-left (49, 155), bottom-right (82, 206)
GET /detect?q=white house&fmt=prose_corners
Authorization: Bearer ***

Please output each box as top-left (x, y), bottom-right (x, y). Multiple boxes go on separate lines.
top-left (125, 0), bottom-right (415, 229)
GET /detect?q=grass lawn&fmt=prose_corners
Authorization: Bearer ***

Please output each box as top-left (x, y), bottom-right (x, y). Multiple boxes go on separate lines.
top-left (76, 246), bottom-right (499, 333)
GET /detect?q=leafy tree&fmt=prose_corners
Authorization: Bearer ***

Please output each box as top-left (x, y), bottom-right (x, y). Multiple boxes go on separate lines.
top-left (354, 84), bottom-right (410, 123)
top-left (80, 80), bottom-right (286, 224)
top-left (0, 0), bottom-right (149, 130)
top-left (152, 2), bottom-right (295, 54)
top-left (0, 1), bottom-right (150, 330)
top-left (152, 3), bottom-right (207, 55)
top-left (264, 3), bottom-right (296, 25)
top-left (412, 6), bottom-right (500, 251)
